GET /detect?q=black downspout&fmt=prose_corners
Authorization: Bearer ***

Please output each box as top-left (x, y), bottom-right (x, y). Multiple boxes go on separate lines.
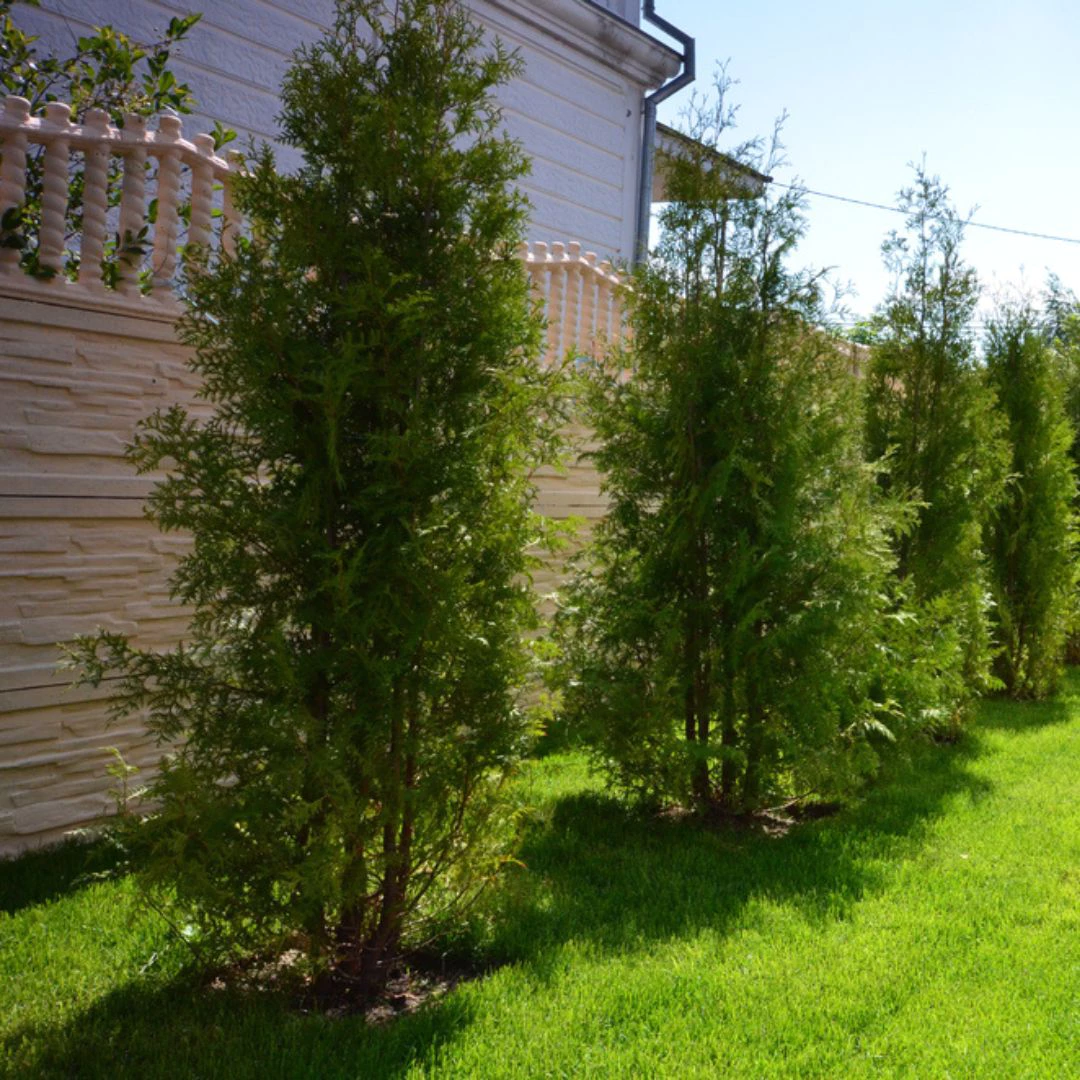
top-left (635, 1), bottom-right (695, 265)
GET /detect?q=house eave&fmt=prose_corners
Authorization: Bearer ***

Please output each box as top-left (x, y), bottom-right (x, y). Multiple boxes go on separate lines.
top-left (484, 0), bottom-right (681, 88)
top-left (653, 122), bottom-right (772, 201)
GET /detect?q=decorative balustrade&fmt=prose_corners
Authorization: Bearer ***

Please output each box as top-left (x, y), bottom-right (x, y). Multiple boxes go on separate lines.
top-left (0, 93), bottom-right (239, 312)
top-left (520, 240), bottom-right (629, 366)
top-left (0, 94), bottom-right (629, 358)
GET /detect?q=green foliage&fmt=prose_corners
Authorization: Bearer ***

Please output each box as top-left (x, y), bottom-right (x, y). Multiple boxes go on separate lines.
top-left (0, 2), bottom-right (233, 284)
top-left (1040, 277), bottom-right (1080, 662)
top-left (555, 86), bottom-right (901, 814)
top-left (0, 1), bottom-right (199, 116)
top-left (864, 167), bottom-right (1008, 725)
top-left (983, 304), bottom-right (1078, 697)
top-left (68, 0), bottom-right (556, 998)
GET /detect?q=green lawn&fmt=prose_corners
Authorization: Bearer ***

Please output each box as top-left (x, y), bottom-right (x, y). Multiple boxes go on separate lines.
top-left (2, 679), bottom-right (1079, 1078)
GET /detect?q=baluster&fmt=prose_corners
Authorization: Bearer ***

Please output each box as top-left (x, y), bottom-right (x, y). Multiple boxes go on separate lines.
top-left (599, 260), bottom-right (615, 342)
top-left (220, 150), bottom-right (243, 257)
top-left (614, 269), bottom-right (630, 348)
top-left (78, 109), bottom-right (111, 289)
top-left (580, 251), bottom-right (598, 358)
top-left (561, 241), bottom-right (582, 360)
top-left (149, 112), bottom-right (183, 290)
top-left (517, 239), bottom-right (535, 301)
top-left (0, 96), bottom-right (31, 273)
top-left (518, 242), bottom-right (540, 350)
top-left (547, 242), bottom-right (566, 367)
top-left (186, 133), bottom-right (215, 262)
top-left (527, 241), bottom-right (549, 363)
top-left (116, 113), bottom-right (148, 294)
top-left (39, 102), bottom-right (72, 281)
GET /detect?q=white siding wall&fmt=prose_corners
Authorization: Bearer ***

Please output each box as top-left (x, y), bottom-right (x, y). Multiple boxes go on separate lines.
top-left (16, 0), bottom-right (674, 260)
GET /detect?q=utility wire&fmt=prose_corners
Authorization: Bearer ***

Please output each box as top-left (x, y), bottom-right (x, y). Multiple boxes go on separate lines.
top-left (771, 181), bottom-right (1080, 246)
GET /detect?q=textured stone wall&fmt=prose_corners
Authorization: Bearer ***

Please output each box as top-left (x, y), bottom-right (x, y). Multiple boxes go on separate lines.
top-left (0, 293), bottom-right (200, 854)
top-left (0, 290), bottom-right (608, 854)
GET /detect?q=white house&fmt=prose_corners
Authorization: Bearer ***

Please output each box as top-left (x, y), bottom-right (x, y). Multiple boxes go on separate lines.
top-left (0, 0), bottom-right (723, 853)
top-left (17, 0), bottom-right (696, 262)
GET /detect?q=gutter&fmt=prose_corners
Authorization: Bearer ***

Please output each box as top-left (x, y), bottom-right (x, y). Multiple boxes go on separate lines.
top-left (635, 0), bottom-right (695, 265)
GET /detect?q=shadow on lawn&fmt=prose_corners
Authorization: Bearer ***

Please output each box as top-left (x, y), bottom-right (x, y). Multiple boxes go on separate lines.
top-left (9, 720), bottom-right (1004, 1078)
top-left (474, 728), bottom-right (994, 979)
top-left (978, 667), bottom-right (1080, 734)
top-left (12, 970), bottom-right (475, 1080)
top-left (0, 836), bottom-right (122, 916)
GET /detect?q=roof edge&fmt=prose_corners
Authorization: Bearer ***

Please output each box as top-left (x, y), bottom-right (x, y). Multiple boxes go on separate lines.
top-left (653, 121), bottom-right (772, 201)
top-left (484, 0), bottom-right (681, 89)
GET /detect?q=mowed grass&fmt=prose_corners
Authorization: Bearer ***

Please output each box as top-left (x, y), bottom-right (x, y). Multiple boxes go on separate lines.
top-left (2, 680), bottom-right (1079, 1078)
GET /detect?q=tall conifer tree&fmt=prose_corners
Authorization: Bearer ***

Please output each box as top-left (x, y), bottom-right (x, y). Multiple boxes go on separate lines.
top-left (71, 0), bottom-right (553, 998)
top-left (556, 91), bottom-right (898, 813)
top-left (864, 169), bottom-right (1007, 724)
top-left (984, 305), bottom-right (1077, 696)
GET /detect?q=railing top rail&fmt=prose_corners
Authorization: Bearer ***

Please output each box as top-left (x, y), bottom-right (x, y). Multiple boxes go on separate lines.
top-left (0, 95), bottom-right (233, 176)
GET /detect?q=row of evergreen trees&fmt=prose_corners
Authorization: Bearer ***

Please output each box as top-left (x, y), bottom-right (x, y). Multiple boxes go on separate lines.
top-left (64, 0), bottom-right (1079, 1001)
top-left (554, 89), bottom-right (1080, 817)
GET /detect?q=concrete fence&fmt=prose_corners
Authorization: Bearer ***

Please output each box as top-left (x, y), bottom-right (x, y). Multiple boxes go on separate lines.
top-left (0, 95), bottom-right (621, 854)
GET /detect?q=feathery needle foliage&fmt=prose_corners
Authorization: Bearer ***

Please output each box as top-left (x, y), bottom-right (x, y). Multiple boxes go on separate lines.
top-left (983, 304), bottom-right (1077, 697)
top-left (555, 84), bottom-right (901, 814)
top-left (864, 168), bottom-right (1008, 727)
top-left (67, 0), bottom-right (556, 999)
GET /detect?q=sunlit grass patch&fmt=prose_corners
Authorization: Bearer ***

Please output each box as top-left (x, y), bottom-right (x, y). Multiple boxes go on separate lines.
top-left (2, 675), bottom-right (1078, 1078)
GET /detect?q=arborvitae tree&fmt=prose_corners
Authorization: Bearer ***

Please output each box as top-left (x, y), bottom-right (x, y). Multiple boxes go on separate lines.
top-left (70, 0), bottom-right (554, 1000)
top-left (555, 91), bottom-right (899, 814)
top-left (984, 304), bottom-right (1077, 696)
top-left (864, 169), bottom-right (1008, 723)
top-left (1040, 276), bottom-right (1080, 662)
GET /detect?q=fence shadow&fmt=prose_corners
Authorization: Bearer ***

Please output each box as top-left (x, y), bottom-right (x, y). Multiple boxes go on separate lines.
top-left (0, 835), bottom-right (121, 916)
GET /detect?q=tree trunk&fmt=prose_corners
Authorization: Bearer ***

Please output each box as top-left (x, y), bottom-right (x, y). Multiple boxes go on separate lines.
top-left (742, 662), bottom-right (765, 809)
top-left (719, 671), bottom-right (740, 806)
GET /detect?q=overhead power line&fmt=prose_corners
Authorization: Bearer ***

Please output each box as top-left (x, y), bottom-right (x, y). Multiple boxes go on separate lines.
top-left (771, 182), bottom-right (1080, 246)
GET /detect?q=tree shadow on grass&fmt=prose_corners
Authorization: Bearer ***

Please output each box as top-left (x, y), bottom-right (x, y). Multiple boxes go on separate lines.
top-left (6, 964), bottom-right (475, 1080)
top-left (0, 835), bottom-right (122, 916)
top-left (476, 729), bottom-right (994, 980)
top-left (5, 724), bottom-right (1003, 1077)
top-left (977, 667), bottom-right (1080, 734)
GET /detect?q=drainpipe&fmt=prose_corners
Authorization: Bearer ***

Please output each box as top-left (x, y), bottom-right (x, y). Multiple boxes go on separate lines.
top-left (635, 0), bottom-right (695, 265)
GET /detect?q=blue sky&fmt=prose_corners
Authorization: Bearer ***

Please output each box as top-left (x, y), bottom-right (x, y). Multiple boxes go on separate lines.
top-left (651, 0), bottom-right (1080, 326)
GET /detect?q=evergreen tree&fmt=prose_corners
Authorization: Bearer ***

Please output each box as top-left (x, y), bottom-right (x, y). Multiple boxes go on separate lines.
top-left (556, 92), bottom-right (899, 814)
top-left (864, 169), bottom-right (1008, 724)
top-left (984, 304), bottom-right (1077, 696)
top-left (70, 0), bottom-right (553, 999)
top-left (1040, 276), bottom-right (1080, 662)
